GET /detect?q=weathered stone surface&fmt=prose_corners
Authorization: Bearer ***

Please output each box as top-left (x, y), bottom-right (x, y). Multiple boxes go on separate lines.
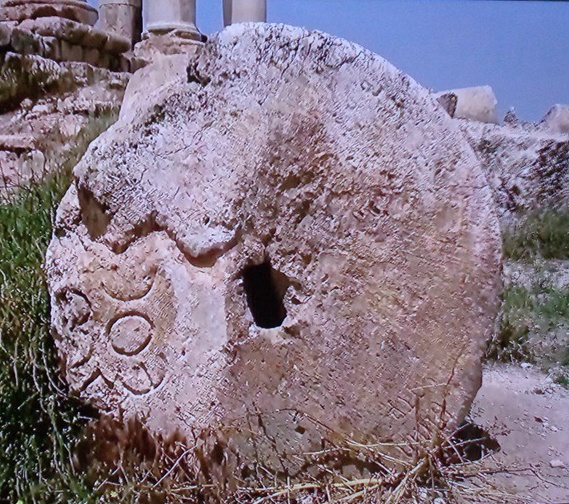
top-left (0, 52), bottom-right (128, 195)
top-left (0, 52), bottom-right (73, 109)
top-left (102, 31), bottom-right (131, 55)
top-left (436, 92), bottom-right (458, 118)
top-left (435, 85), bottom-right (499, 124)
top-left (47, 24), bottom-right (502, 476)
top-left (41, 35), bottom-right (61, 60)
top-left (59, 39), bottom-right (82, 62)
top-left (460, 119), bottom-right (569, 224)
top-left (119, 53), bottom-right (189, 123)
top-left (223, 0), bottom-right (267, 26)
top-left (10, 27), bottom-right (44, 55)
top-left (0, 21), bottom-right (12, 46)
top-left (542, 104), bottom-right (569, 135)
top-left (134, 29), bottom-right (203, 61)
top-left (99, 0), bottom-right (142, 46)
top-left (18, 17), bottom-right (108, 49)
top-left (0, 0), bottom-right (98, 26)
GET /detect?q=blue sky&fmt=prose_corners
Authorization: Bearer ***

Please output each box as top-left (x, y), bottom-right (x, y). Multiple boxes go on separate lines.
top-left (89, 0), bottom-right (569, 121)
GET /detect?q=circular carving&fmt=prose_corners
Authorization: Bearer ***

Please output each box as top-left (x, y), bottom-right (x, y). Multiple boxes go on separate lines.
top-left (109, 315), bottom-right (152, 356)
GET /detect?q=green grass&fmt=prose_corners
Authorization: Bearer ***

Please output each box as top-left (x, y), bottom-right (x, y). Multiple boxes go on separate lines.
top-left (554, 375), bottom-right (569, 388)
top-left (488, 285), bottom-right (569, 364)
top-left (0, 171), bottom-right (94, 503)
top-left (503, 210), bottom-right (569, 261)
top-left (0, 172), bottom-right (216, 503)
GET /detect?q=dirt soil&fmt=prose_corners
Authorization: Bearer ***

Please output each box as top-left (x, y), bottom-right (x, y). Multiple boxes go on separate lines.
top-left (466, 363), bottom-right (569, 503)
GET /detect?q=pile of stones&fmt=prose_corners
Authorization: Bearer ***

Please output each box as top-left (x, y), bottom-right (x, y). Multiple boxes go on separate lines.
top-left (0, 0), bottom-right (143, 72)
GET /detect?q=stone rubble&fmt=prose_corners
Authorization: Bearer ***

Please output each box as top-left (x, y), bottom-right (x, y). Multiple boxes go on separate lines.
top-left (458, 119), bottom-right (569, 226)
top-left (431, 87), bottom-right (569, 227)
top-left (0, 55), bottom-right (128, 194)
top-left (0, 15), bottom-right (144, 72)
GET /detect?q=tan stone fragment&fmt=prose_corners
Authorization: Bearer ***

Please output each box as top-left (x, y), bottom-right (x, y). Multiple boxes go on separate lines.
top-left (47, 24), bottom-right (502, 476)
top-left (542, 104), bottom-right (569, 135)
top-left (435, 85), bottom-right (499, 124)
top-left (98, 0), bottom-right (142, 46)
top-left (18, 17), bottom-right (108, 50)
top-left (0, 21), bottom-right (12, 46)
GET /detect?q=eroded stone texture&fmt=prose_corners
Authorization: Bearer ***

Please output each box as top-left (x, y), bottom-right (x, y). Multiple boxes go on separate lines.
top-left (435, 85), bottom-right (499, 124)
top-left (460, 119), bottom-right (569, 225)
top-left (542, 104), bottom-right (569, 135)
top-left (47, 24), bottom-right (502, 476)
top-left (98, 0), bottom-right (142, 46)
top-left (0, 52), bottom-right (128, 195)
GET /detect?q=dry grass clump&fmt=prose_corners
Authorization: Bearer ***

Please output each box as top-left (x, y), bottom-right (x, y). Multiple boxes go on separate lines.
top-left (68, 414), bottom-right (517, 504)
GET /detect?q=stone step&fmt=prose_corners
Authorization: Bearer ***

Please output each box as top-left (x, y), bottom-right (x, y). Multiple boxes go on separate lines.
top-left (0, 134), bottom-right (37, 153)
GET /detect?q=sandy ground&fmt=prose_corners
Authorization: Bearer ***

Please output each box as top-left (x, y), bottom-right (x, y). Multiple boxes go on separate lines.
top-left (466, 363), bottom-right (569, 503)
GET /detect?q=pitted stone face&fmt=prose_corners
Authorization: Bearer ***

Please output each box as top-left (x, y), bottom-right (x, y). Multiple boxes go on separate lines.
top-left (46, 24), bottom-right (502, 475)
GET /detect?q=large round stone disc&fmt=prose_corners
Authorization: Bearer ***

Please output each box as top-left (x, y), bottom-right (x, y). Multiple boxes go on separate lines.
top-left (47, 24), bottom-right (502, 474)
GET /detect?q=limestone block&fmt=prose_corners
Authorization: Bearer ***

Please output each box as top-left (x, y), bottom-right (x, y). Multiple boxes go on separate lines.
top-left (97, 51), bottom-right (111, 70)
top-left (20, 149), bottom-right (46, 179)
top-left (0, 52), bottom-right (74, 109)
top-left (18, 17), bottom-right (108, 50)
top-left (98, 0), bottom-right (142, 46)
top-left (10, 28), bottom-right (43, 55)
top-left (119, 54), bottom-right (187, 122)
top-left (41, 36), bottom-right (60, 60)
top-left (103, 32), bottom-right (131, 55)
top-left (60, 39), bottom-right (82, 62)
top-left (435, 86), bottom-right (499, 124)
top-left (0, 133), bottom-right (36, 151)
top-left (542, 104), bottom-right (569, 135)
top-left (223, 0), bottom-right (267, 26)
top-left (134, 30), bottom-right (202, 60)
top-left (460, 120), bottom-right (569, 221)
top-left (107, 53), bottom-right (120, 72)
top-left (0, 21), bottom-right (12, 46)
top-left (47, 24), bottom-right (502, 476)
top-left (435, 92), bottom-right (458, 118)
top-left (0, 0), bottom-right (98, 26)
top-left (83, 47), bottom-right (99, 67)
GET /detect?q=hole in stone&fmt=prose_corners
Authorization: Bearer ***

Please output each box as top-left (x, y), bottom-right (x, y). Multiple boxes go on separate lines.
top-left (242, 261), bottom-right (289, 329)
top-left (295, 425), bottom-right (306, 435)
top-left (443, 422), bottom-right (501, 464)
top-left (78, 185), bottom-right (112, 239)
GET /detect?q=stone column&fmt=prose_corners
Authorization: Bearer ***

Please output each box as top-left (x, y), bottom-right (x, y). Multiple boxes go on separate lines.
top-left (0, 0), bottom-right (98, 26)
top-left (223, 0), bottom-right (267, 26)
top-left (99, 0), bottom-right (142, 46)
top-left (143, 0), bottom-right (201, 41)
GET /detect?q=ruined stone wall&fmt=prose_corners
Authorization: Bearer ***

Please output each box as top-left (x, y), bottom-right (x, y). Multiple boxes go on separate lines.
top-left (0, 17), bottom-right (143, 72)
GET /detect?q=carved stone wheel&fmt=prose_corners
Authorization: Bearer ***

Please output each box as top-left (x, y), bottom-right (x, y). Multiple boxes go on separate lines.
top-left (46, 23), bottom-right (502, 477)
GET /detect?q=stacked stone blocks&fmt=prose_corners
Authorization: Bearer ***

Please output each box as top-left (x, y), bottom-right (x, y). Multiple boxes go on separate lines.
top-left (0, 17), bottom-right (144, 72)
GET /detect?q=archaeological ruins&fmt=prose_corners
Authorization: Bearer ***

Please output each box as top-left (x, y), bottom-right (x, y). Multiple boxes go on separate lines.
top-left (1, 0), bottom-right (568, 496)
